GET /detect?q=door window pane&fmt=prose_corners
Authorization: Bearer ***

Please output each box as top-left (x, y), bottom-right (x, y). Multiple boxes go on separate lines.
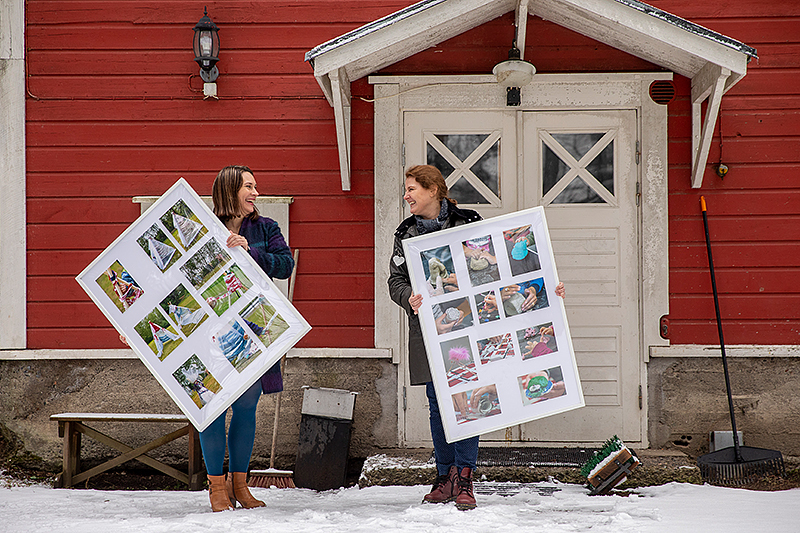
top-left (470, 141), bottom-right (499, 196)
top-left (553, 177), bottom-right (604, 204)
top-left (426, 142), bottom-right (455, 177)
top-left (542, 144), bottom-right (570, 196)
top-left (435, 134), bottom-right (488, 161)
top-left (551, 133), bottom-right (604, 162)
top-left (449, 177), bottom-right (489, 204)
top-left (586, 142), bottom-right (614, 195)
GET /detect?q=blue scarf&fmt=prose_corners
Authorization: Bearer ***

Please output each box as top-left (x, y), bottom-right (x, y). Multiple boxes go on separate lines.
top-left (415, 199), bottom-right (450, 235)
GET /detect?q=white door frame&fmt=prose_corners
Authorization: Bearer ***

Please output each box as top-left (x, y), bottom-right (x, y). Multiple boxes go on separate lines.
top-left (372, 73), bottom-right (670, 447)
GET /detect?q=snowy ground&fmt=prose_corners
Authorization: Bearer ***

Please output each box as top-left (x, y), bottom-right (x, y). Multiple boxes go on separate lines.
top-left (1, 474), bottom-right (797, 533)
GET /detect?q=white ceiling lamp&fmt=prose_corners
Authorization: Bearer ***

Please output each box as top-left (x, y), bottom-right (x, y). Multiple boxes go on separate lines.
top-left (493, 45), bottom-right (535, 106)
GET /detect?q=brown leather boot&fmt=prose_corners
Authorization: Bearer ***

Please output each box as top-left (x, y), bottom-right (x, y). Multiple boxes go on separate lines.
top-left (207, 474), bottom-right (234, 512)
top-left (226, 472), bottom-right (236, 508)
top-left (455, 467), bottom-right (477, 511)
top-left (230, 472), bottom-right (266, 509)
top-left (422, 466), bottom-right (458, 504)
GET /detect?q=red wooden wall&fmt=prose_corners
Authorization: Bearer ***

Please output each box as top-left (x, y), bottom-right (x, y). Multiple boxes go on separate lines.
top-left (24, 1), bottom-right (799, 349)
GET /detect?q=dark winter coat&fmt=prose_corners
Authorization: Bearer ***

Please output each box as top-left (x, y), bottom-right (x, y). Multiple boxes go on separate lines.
top-left (238, 215), bottom-right (294, 394)
top-left (387, 203), bottom-right (482, 385)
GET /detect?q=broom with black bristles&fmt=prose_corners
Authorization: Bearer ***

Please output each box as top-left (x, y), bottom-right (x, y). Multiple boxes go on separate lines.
top-left (248, 249), bottom-right (299, 489)
top-left (696, 196), bottom-right (785, 486)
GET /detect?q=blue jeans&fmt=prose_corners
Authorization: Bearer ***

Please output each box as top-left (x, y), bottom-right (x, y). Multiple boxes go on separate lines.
top-left (426, 381), bottom-right (479, 475)
top-left (198, 380), bottom-right (262, 476)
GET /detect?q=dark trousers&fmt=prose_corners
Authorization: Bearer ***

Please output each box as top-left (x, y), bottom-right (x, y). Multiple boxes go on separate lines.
top-left (426, 381), bottom-right (479, 475)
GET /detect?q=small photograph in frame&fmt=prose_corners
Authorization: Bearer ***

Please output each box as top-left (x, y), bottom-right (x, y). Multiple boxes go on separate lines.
top-left (517, 366), bottom-right (567, 406)
top-left (452, 384), bottom-right (501, 424)
top-left (211, 319), bottom-right (263, 373)
top-left (499, 277), bottom-right (548, 317)
top-left (173, 354), bottom-right (222, 409)
top-left (462, 235), bottom-right (500, 287)
top-left (420, 245), bottom-right (459, 295)
top-left (502, 225), bottom-right (541, 276)
top-left (440, 336), bottom-right (479, 387)
top-left (137, 223), bottom-right (181, 272)
top-left (202, 264), bottom-right (253, 316)
top-left (181, 239), bottom-right (231, 290)
top-left (160, 284), bottom-right (208, 337)
top-left (474, 290), bottom-right (500, 324)
top-left (477, 333), bottom-right (516, 365)
top-left (134, 308), bottom-right (183, 361)
top-left (239, 294), bottom-right (290, 349)
top-left (160, 198), bottom-right (208, 251)
top-left (95, 260), bottom-right (145, 313)
top-left (517, 322), bottom-right (558, 360)
top-left (433, 297), bottom-right (473, 335)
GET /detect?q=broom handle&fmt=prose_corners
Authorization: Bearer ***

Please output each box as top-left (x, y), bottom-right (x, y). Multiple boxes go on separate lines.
top-left (269, 249), bottom-right (299, 470)
top-left (701, 197), bottom-right (743, 462)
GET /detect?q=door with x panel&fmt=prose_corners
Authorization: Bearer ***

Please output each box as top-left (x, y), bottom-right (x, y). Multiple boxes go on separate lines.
top-left (520, 110), bottom-right (641, 443)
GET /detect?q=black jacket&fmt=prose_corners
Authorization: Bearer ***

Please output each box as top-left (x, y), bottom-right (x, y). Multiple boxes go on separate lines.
top-left (387, 203), bottom-right (481, 385)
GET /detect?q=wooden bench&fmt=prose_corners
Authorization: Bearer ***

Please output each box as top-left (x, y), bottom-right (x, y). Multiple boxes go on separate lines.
top-left (51, 413), bottom-right (204, 490)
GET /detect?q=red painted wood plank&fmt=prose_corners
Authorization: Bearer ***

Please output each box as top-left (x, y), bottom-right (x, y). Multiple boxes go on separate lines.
top-left (27, 50), bottom-right (317, 76)
top-left (666, 165), bottom-right (800, 191)
top-left (669, 192), bottom-right (800, 217)
top-left (289, 197), bottom-right (373, 222)
top-left (26, 1), bottom-right (412, 25)
top-left (681, 19), bottom-right (800, 44)
top-left (665, 321), bottom-right (800, 346)
top-left (670, 111), bottom-right (800, 138)
top-left (668, 137), bottom-right (800, 165)
top-left (28, 198), bottom-right (140, 224)
top-left (648, 0), bottom-right (800, 18)
top-left (670, 268), bottom-right (800, 294)
top-left (292, 274), bottom-right (373, 300)
top-left (670, 217), bottom-right (800, 243)
top-left (26, 147), bottom-right (343, 172)
top-left (28, 251), bottom-right (101, 276)
top-left (289, 222), bottom-right (374, 248)
top-left (716, 95), bottom-right (800, 112)
top-left (290, 249), bottom-right (374, 274)
top-left (26, 75), bottom-right (323, 99)
top-left (28, 225), bottom-right (129, 250)
top-left (294, 327), bottom-right (374, 349)
top-left (293, 301), bottom-right (373, 327)
top-left (670, 243), bottom-right (800, 268)
top-left (668, 295), bottom-right (800, 321)
top-left (28, 277), bottom-right (92, 302)
top-left (26, 98), bottom-right (338, 122)
top-left (27, 121), bottom-right (339, 147)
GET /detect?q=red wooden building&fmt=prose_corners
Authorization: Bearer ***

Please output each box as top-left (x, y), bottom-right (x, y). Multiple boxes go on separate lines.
top-left (1, 0), bottom-right (798, 466)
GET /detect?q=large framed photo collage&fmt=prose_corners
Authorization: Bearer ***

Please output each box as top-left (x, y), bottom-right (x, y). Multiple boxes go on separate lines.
top-left (77, 179), bottom-right (310, 431)
top-left (403, 206), bottom-right (584, 442)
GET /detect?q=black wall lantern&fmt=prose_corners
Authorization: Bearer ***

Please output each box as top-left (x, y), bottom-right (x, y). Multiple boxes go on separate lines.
top-left (193, 7), bottom-right (220, 83)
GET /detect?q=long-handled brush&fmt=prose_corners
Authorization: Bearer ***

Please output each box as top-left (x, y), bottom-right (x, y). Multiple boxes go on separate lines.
top-left (696, 196), bottom-right (785, 486)
top-left (248, 249), bottom-right (299, 489)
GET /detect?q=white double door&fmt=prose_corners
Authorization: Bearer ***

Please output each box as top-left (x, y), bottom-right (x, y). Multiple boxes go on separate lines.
top-left (403, 109), bottom-right (642, 445)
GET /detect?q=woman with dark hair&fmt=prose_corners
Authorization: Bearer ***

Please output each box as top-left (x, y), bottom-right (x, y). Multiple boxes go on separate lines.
top-left (200, 165), bottom-right (294, 512)
top-left (388, 165), bottom-right (564, 510)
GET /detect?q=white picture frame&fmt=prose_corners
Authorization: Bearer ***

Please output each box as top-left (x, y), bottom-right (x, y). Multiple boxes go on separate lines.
top-left (402, 206), bottom-right (584, 442)
top-left (76, 178), bottom-right (311, 431)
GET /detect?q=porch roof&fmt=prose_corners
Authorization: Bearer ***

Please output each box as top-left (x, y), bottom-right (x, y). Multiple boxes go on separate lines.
top-left (305, 0), bottom-right (756, 190)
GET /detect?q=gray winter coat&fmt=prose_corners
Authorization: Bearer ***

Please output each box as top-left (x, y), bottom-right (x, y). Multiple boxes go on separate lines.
top-left (387, 203), bottom-right (482, 385)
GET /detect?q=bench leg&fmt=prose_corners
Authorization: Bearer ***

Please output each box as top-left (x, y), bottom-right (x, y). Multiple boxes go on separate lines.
top-left (187, 424), bottom-right (204, 491)
top-left (60, 421), bottom-right (81, 488)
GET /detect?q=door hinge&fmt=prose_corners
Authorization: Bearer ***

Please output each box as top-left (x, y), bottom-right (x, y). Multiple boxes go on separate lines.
top-left (639, 384), bottom-right (643, 410)
top-left (636, 181), bottom-right (641, 207)
top-left (403, 386), bottom-right (407, 411)
top-left (635, 140), bottom-right (640, 165)
top-left (401, 143), bottom-right (406, 167)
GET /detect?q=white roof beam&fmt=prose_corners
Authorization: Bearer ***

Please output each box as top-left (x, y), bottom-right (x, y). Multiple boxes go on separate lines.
top-left (330, 68), bottom-right (352, 191)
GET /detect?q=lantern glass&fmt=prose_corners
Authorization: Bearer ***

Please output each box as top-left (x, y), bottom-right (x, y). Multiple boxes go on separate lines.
top-left (199, 32), bottom-right (213, 57)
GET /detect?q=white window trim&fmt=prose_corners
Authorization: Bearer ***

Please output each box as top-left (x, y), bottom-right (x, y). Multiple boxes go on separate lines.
top-left (650, 345), bottom-right (800, 358)
top-left (0, 347), bottom-right (393, 361)
top-left (0, 0), bottom-right (26, 349)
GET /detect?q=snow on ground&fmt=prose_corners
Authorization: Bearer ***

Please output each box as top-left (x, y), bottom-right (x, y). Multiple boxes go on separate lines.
top-left (1, 474), bottom-right (798, 533)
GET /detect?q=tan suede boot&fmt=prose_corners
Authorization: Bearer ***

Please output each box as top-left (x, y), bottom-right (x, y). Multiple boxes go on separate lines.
top-left (207, 474), bottom-right (234, 512)
top-left (225, 472), bottom-right (236, 508)
top-left (230, 472), bottom-right (266, 509)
